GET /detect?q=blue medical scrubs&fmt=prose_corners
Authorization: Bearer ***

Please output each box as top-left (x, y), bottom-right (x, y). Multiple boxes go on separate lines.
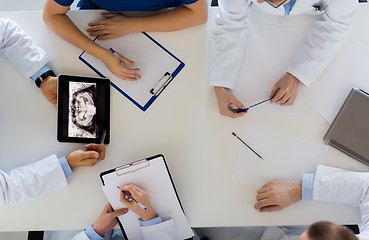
top-left (54, 0), bottom-right (199, 11)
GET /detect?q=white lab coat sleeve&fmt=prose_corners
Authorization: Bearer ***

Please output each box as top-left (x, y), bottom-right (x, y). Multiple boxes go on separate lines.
top-left (209, 0), bottom-right (250, 89)
top-left (313, 165), bottom-right (369, 240)
top-left (0, 154), bottom-right (68, 207)
top-left (0, 17), bottom-right (49, 78)
top-left (287, 0), bottom-right (358, 87)
top-left (140, 218), bottom-right (179, 240)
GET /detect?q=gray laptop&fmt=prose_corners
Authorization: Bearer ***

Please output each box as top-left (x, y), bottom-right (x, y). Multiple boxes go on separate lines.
top-left (324, 88), bottom-right (369, 166)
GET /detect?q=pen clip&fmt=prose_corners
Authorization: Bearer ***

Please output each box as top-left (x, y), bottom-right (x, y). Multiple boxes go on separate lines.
top-left (115, 159), bottom-right (150, 176)
top-left (150, 72), bottom-right (172, 96)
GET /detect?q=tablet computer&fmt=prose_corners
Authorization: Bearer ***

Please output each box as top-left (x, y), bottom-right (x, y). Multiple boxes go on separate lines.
top-left (57, 74), bottom-right (110, 144)
top-left (324, 87), bottom-right (369, 165)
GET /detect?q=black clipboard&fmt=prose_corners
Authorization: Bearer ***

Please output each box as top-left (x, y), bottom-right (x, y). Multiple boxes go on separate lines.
top-left (100, 154), bottom-right (193, 240)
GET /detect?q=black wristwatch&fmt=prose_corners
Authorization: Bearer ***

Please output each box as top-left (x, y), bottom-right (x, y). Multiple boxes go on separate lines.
top-left (35, 70), bottom-right (56, 88)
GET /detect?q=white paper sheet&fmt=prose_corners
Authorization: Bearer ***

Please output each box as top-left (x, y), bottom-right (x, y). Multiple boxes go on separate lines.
top-left (232, 125), bottom-right (328, 187)
top-left (101, 156), bottom-right (193, 240)
top-left (233, 23), bottom-right (305, 115)
top-left (307, 41), bottom-right (369, 123)
top-left (80, 33), bottom-right (182, 107)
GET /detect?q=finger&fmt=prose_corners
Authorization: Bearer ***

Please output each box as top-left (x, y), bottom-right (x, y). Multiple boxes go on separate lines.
top-left (86, 24), bottom-right (108, 32)
top-left (275, 94), bottom-right (290, 104)
top-left (281, 95), bottom-right (296, 106)
top-left (254, 198), bottom-right (275, 210)
top-left (120, 191), bottom-right (134, 207)
top-left (116, 72), bottom-right (139, 81)
top-left (89, 30), bottom-right (111, 37)
top-left (269, 85), bottom-right (279, 100)
top-left (98, 34), bottom-right (114, 40)
top-left (107, 202), bottom-right (114, 212)
top-left (256, 192), bottom-right (269, 201)
top-left (231, 96), bottom-right (245, 109)
top-left (112, 208), bottom-right (129, 218)
top-left (117, 52), bottom-right (135, 66)
top-left (81, 151), bottom-right (99, 160)
top-left (84, 143), bottom-right (99, 151)
top-left (260, 205), bottom-right (283, 212)
top-left (88, 20), bottom-right (106, 27)
top-left (122, 185), bottom-right (139, 198)
top-left (262, 182), bottom-right (272, 188)
top-left (271, 89), bottom-right (285, 103)
top-left (102, 13), bottom-right (119, 18)
top-left (257, 186), bottom-right (270, 195)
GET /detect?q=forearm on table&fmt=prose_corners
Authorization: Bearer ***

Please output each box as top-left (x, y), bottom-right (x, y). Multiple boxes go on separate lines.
top-left (126, 2), bottom-right (208, 33)
top-left (43, 5), bottom-right (108, 61)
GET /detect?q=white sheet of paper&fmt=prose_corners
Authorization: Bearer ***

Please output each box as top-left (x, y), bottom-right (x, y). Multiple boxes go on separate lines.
top-left (232, 125), bottom-right (328, 187)
top-left (233, 23), bottom-right (304, 115)
top-left (80, 33), bottom-right (182, 107)
top-left (307, 41), bottom-right (369, 123)
top-left (101, 156), bottom-right (193, 240)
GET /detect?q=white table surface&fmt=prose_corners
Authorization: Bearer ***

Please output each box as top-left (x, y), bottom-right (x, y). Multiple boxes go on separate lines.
top-left (0, 5), bottom-right (369, 231)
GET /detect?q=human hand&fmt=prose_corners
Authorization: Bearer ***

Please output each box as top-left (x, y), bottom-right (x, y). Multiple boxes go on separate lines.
top-left (40, 76), bottom-right (57, 108)
top-left (85, 143), bottom-right (106, 162)
top-left (87, 13), bottom-right (133, 40)
top-left (92, 203), bottom-right (128, 237)
top-left (214, 86), bottom-right (247, 118)
top-left (269, 73), bottom-right (300, 106)
top-left (100, 48), bottom-right (141, 81)
top-left (119, 185), bottom-right (158, 221)
top-left (254, 180), bottom-right (302, 212)
top-left (66, 143), bottom-right (106, 169)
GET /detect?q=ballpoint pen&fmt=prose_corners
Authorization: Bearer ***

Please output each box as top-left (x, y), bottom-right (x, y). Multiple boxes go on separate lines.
top-left (117, 186), bottom-right (147, 210)
top-left (97, 130), bottom-right (106, 164)
top-left (232, 132), bottom-right (263, 160)
top-left (109, 48), bottom-right (137, 79)
top-left (236, 98), bottom-right (272, 113)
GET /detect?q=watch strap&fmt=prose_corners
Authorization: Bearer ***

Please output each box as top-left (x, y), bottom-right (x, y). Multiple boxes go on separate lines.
top-left (35, 70), bottom-right (56, 88)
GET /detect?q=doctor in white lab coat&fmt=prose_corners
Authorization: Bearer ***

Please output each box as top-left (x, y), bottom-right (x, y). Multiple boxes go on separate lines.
top-left (197, 165), bottom-right (365, 239)
top-left (0, 17), bottom-right (106, 207)
top-left (45, 185), bottom-right (180, 240)
top-left (210, 0), bottom-right (358, 118)
top-left (0, 17), bottom-right (58, 107)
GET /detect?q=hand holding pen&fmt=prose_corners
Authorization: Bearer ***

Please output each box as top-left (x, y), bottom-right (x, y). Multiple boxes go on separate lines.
top-left (118, 185), bottom-right (158, 221)
top-left (109, 48), bottom-right (141, 81)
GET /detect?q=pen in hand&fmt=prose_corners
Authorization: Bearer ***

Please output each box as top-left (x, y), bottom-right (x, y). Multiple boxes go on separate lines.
top-left (97, 130), bottom-right (106, 164)
top-left (117, 186), bottom-right (147, 211)
top-left (109, 48), bottom-right (138, 79)
top-left (236, 98), bottom-right (272, 113)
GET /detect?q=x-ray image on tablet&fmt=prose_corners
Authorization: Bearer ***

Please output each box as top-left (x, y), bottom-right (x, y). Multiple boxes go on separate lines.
top-left (57, 75), bottom-right (110, 144)
top-left (68, 82), bottom-right (97, 138)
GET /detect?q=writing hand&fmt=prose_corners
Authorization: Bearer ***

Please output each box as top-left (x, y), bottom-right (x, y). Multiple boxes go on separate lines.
top-left (101, 48), bottom-right (141, 81)
top-left (119, 184), bottom-right (157, 221)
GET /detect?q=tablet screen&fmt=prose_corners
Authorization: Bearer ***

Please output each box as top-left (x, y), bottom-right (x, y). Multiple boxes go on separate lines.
top-left (57, 75), bottom-right (110, 144)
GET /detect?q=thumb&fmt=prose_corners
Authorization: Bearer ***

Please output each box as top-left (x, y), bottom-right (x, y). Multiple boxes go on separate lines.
top-left (102, 13), bottom-right (117, 18)
top-left (112, 208), bottom-right (129, 218)
top-left (260, 205), bottom-right (282, 212)
top-left (117, 52), bottom-right (135, 66)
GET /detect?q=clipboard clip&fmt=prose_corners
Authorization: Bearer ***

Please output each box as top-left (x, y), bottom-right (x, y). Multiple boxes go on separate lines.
top-left (150, 72), bottom-right (172, 96)
top-left (115, 159), bottom-right (150, 176)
